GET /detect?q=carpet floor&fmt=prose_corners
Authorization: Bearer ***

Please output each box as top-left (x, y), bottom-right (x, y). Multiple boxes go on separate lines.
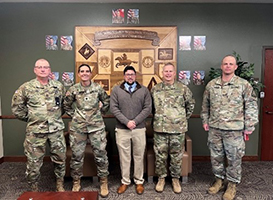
top-left (1, 161), bottom-right (273, 199)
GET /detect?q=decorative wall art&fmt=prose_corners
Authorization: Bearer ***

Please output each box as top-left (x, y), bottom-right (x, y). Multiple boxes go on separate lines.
top-left (49, 72), bottom-right (59, 80)
top-left (61, 35), bottom-right (73, 51)
top-left (45, 35), bottom-right (58, 50)
top-left (179, 36), bottom-right (191, 51)
top-left (193, 70), bottom-right (205, 85)
top-left (62, 72), bottom-right (74, 86)
top-left (127, 9), bottom-right (139, 24)
top-left (178, 70), bottom-right (191, 85)
top-left (112, 9), bottom-right (125, 24)
top-left (194, 36), bottom-right (206, 50)
top-left (75, 26), bottom-right (177, 94)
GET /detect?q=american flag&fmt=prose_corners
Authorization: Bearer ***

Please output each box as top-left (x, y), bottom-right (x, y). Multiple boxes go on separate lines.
top-left (61, 36), bottom-right (72, 45)
top-left (61, 36), bottom-right (66, 46)
top-left (45, 35), bottom-right (58, 46)
top-left (127, 9), bottom-right (134, 18)
top-left (112, 9), bottom-right (124, 18)
top-left (194, 36), bottom-right (206, 50)
top-left (45, 35), bottom-right (51, 46)
top-left (179, 71), bottom-right (185, 80)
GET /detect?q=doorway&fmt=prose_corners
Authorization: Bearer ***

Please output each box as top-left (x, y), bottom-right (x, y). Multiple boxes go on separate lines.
top-left (260, 47), bottom-right (273, 160)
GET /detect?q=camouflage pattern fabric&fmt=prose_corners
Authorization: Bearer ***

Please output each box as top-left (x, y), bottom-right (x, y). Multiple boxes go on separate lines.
top-left (201, 75), bottom-right (258, 131)
top-left (11, 79), bottom-right (66, 184)
top-left (69, 128), bottom-right (109, 179)
top-left (11, 78), bottom-right (66, 133)
top-left (64, 82), bottom-right (110, 132)
top-left (154, 132), bottom-right (185, 178)
top-left (24, 130), bottom-right (66, 184)
top-left (63, 82), bottom-right (110, 178)
top-left (208, 128), bottom-right (245, 183)
top-left (151, 81), bottom-right (195, 134)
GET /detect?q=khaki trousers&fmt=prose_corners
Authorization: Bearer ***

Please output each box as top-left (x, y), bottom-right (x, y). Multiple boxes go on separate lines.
top-left (115, 128), bottom-right (146, 185)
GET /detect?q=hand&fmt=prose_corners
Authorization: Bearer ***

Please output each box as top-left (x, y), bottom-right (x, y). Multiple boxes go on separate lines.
top-left (127, 120), bottom-right (136, 130)
top-left (203, 124), bottom-right (209, 131)
top-left (99, 101), bottom-right (103, 108)
top-left (243, 130), bottom-right (252, 141)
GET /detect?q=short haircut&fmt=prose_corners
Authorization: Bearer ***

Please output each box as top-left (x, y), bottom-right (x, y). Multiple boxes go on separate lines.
top-left (222, 54), bottom-right (237, 64)
top-left (34, 58), bottom-right (50, 67)
top-left (164, 62), bottom-right (175, 68)
top-left (78, 64), bottom-right (91, 73)
top-left (123, 66), bottom-right (136, 75)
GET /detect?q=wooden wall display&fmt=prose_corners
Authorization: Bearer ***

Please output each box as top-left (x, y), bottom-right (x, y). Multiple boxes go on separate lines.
top-left (75, 26), bottom-right (177, 94)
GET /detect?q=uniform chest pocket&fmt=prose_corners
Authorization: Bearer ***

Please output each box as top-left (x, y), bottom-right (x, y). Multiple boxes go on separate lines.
top-left (28, 96), bottom-right (42, 107)
top-left (77, 92), bottom-right (99, 110)
top-left (230, 88), bottom-right (243, 105)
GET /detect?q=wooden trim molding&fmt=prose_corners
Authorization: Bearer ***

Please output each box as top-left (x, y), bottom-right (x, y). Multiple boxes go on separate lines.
top-left (0, 114), bottom-right (201, 119)
top-left (2, 155), bottom-right (259, 163)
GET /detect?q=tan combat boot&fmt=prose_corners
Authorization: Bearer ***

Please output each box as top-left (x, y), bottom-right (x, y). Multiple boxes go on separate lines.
top-left (31, 182), bottom-right (38, 192)
top-left (56, 178), bottom-right (65, 192)
top-left (155, 178), bottom-right (165, 193)
top-left (172, 178), bottom-right (182, 194)
top-left (223, 182), bottom-right (236, 200)
top-left (100, 177), bottom-right (109, 198)
top-left (208, 178), bottom-right (224, 194)
top-left (72, 179), bottom-right (81, 192)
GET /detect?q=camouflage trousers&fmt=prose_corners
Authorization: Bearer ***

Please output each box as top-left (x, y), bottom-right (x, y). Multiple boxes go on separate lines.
top-left (24, 130), bottom-right (66, 184)
top-left (154, 132), bottom-right (185, 178)
top-left (208, 128), bottom-right (245, 183)
top-left (69, 128), bottom-right (109, 179)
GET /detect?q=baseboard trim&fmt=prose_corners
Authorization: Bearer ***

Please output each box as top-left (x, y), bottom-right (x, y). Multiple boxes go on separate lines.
top-left (2, 155), bottom-right (259, 162)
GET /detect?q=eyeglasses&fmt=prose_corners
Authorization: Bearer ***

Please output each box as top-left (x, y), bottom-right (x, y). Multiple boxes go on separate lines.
top-left (125, 73), bottom-right (136, 77)
top-left (35, 66), bottom-right (50, 69)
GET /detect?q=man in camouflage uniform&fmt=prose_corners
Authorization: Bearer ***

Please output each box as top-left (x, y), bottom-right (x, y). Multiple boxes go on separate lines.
top-left (201, 55), bottom-right (259, 200)
top-left (151, 62), bottom-right (195, 194)
top-left (11, 58), bottom-right (66, 192)
top-left (63, 64), bottom-right (110, 198)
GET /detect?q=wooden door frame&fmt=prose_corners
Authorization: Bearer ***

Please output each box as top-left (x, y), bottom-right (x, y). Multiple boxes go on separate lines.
top-left (259, 46), bottom-right (273, 160)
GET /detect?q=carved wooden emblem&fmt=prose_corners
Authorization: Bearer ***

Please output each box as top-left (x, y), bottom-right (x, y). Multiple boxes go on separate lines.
top-left (75, 26), bottom-right (177, 94)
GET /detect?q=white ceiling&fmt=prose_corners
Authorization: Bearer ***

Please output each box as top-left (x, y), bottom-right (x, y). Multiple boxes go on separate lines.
top-left (1, 0), bottom-right (273, 3)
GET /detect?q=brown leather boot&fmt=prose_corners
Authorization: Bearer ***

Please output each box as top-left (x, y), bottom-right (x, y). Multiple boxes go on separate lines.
top-left (208, 178), bottom-right (224, 194)
top-left (100, 177), bottom-right (109, 198)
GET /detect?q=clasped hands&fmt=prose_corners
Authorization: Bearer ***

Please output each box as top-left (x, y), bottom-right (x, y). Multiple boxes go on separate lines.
top-left (127, 120), bottom-right (136, 130)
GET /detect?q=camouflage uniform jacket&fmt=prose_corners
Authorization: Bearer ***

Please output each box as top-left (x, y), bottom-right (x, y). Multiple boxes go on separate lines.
top-left (11, 78), bottom-right (65, 133)
top-left (64, 82), bottom-right (110, 132)
top-left (201, 75), bottom-right (259, 132)
top-left (151, 81), bottom-right (195, 134)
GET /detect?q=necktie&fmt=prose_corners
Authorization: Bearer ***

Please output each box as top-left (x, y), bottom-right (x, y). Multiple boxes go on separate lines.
top-left (129, 86), bottom-right (132, 94)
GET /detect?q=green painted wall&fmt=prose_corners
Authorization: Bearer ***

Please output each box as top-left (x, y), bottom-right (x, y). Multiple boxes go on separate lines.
top-left (0, 3), bottom-right (270, 157)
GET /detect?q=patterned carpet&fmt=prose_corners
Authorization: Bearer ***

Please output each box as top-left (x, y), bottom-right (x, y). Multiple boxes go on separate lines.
top-left (0, 161), bottom-right (273, 200)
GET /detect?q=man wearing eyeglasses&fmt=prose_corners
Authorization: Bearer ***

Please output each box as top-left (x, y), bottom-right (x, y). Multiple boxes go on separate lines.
top-left (11, 58), bottom-right (66, 192)
top-left (110, 66), bottom-right (152, 195)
